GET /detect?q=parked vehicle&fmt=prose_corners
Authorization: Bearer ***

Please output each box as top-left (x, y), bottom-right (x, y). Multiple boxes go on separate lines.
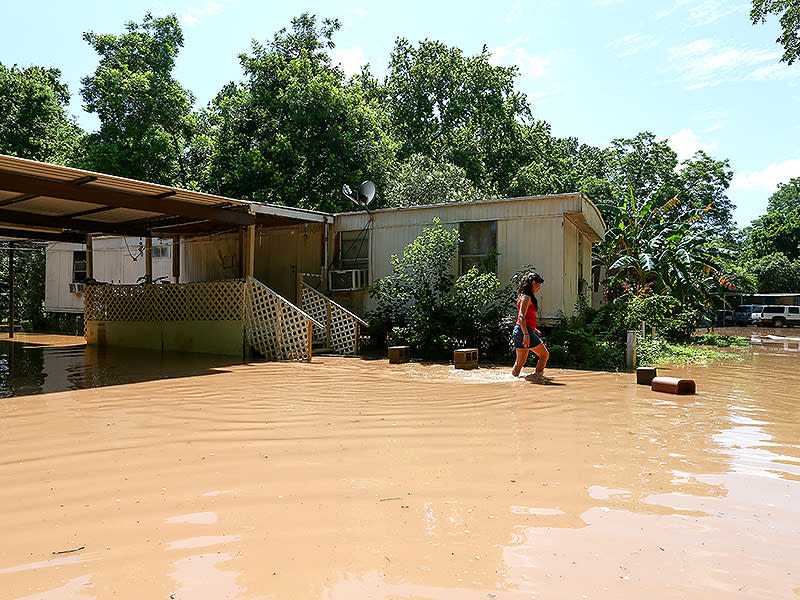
top-left (750, 305), bottom-right (800, 327)
top-left (714, 309), bottom-right (734, 326)
top-left (733, 304), bottom-right (756, 325)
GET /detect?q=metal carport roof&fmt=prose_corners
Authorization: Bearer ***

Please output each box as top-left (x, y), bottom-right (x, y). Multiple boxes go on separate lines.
top-left (0, 154), bottom-right (327, 243)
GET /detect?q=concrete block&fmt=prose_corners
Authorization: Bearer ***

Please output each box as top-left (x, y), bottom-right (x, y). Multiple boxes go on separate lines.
top-left (454, 348), bottom-right (479, 370)
top-left (636, 367), bottom-right (657, 385)
top-left (651, 376), bottom-right (696, 395)
top-left (388, 345), bottom-right (411, 364)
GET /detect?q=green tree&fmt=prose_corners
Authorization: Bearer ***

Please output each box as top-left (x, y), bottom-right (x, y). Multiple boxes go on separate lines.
top-left (751, 0), bottom-right (800, 65)
top-left (200, 13), bottom-right (396, 211)
top-left (384, 38), bottom-right (531, 192)
top-left (743, 209), bottom-right (800, 261)
top-left (0, 63), bottom-right (82, 163)
top-left (597, 133), bottom-right (735, 234)
top-left (507, 127), bottom-right (608, 198)
top-left (79, 13), bottom-right (196, 186)
top-left (746, 251), bottom-right (800, 292)
top-left (766, 176), bottom-right (800, 213)
top-left (384, 154), bottom-right (487, 207)
top-left (677, 150), bottom-right (734, 234)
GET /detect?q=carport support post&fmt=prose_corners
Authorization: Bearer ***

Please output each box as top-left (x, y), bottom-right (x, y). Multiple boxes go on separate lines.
top-left (145, 237), bottom-right (153, 284)
top-left (172, 236), bottom-right (180, 283)
top-left (246, 224), bottom-right (255, 278)
top-left (85, 234), bottom-right (93, 281)
top-left (7, 242), bottom-right (14, 339)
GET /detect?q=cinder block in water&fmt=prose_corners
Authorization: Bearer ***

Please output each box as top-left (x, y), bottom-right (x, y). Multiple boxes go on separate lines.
top-left (454, 348), bottom-right (479, 370)
top-left (388, 345), bottom-right (410, 364)
top-left (651, 376), bottom-right (696, 395)
top-left (636, 367), bottom-right (657, 385)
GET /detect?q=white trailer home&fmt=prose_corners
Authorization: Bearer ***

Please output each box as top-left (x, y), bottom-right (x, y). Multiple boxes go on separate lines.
top-left (326, 193), bottom-right (606, 323)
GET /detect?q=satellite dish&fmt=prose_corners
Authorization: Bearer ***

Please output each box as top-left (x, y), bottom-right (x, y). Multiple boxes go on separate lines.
top-left (358, 181), bottom-right (376, 207)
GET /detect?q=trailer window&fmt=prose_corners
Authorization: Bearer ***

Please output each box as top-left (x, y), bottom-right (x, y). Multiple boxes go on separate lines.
top-left (459, 221), bottom-right (497, 274)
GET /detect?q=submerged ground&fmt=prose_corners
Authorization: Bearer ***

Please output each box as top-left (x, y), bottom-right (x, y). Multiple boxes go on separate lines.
top-left (1, 333), bottom-right (798, 599)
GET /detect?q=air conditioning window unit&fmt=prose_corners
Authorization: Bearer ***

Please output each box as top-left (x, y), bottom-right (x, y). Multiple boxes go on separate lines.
top-left (68, 282), bottom-right (85, 293)
top-left (329, 269), bottom-right (368, 291)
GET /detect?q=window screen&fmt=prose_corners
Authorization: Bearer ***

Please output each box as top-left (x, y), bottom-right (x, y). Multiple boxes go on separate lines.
top-left (72, 251), bottom-right (87, 283)
top-left (152, 244), bottom-right (171, 259)
top-left (339, 230), bottom-right (369, 270)
top-left (459, 221), bottom-right (497, 274)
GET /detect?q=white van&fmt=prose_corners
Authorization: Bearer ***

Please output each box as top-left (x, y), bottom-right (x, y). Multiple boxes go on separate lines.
top-left (750, 305), bottom-right (800, 327)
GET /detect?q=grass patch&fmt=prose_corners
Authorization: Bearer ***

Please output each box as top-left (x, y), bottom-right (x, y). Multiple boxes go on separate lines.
top-left (638, 336), bottom-right (747, 366)
top-left (690, 334), bottom-right (750, 347)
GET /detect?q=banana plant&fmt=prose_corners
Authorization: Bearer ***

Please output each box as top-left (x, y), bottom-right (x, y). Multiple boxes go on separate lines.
top-left (594, 186), bottom-right (733, 310)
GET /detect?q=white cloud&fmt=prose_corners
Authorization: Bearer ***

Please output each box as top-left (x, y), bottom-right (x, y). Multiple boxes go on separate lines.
top-left (662, 129), bottom-right (718, 162)
top-left (684, 0), bottom-right (746, 27)
top-left (330, 46), bottom-right (367, 78)
top-left (342, 8), bottom-right (367, 26)
top-left (745, 63), bottom-right (799, 82)
top-left (528, 83), bottom-right (567, 105)
top-left (606, 33), bottom-right (660, 58)
top-left (344, 8), bottom-right (367, 19)
top-left (489, 38), bottom-right (551, 79)
top-left (179, 0), bottom-right (233, 27)
top-left (666, 39), bottom-right (782, 88)
top-left (731, 158), bottom-right (800, 193)
top-left (506, 4), bottom-right (522, 23)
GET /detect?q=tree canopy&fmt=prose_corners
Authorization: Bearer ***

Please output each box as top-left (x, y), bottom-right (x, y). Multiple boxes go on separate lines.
top-left (751, 0), bottom-right (800, 65)
top-left (0, 63), bottom-right (81, 163)
top-left (197, 13), bottom-right (397, 211)
top-left (79, 13), bottom-right (196, 186)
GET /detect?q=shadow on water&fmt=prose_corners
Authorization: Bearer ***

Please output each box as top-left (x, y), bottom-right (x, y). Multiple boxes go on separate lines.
top-left (0, 338), bottom-right (251, 398)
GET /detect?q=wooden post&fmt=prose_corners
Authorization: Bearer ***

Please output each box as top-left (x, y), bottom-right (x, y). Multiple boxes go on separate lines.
top-left (626, 330), bottom-right (637, 368)
top-left (238, 227), bottom-right (245, 279)
top-left (8, 242), bottom-right (14, 339)
top-left (246, 224), bottom-right (256, 278)
top-left (307, 321), bottom-right (313, 362)
top-left (172, 236), bottom-right (180, 283)
top-left (145, 237), bottom-right (153, 284)
top-left (85, 234), bottom-right (94, 281)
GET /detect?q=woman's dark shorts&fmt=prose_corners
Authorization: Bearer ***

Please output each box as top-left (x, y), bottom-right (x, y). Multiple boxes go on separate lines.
top-left (513, 324), bottom-right (543, 349)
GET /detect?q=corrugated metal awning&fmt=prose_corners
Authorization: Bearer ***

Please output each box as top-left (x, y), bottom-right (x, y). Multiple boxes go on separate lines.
top-left (0, 155), bottom-right (328, 243)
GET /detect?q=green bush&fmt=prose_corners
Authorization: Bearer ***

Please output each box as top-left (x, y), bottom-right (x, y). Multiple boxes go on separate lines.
top-left (368, 219), bottom-right (512, 359)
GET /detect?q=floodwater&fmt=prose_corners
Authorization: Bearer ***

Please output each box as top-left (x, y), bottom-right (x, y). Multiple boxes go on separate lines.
top-left (1, 333), bottom-right (798, 599)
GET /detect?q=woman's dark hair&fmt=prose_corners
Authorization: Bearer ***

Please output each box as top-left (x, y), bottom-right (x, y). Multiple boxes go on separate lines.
top-left (518, 272), bottom-right (544, 310)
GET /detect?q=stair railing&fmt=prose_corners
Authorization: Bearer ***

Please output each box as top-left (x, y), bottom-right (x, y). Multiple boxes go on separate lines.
top-left (244, 277), bottom-right (324, 361)
top-left (300, 282), bottom-right (368, 355)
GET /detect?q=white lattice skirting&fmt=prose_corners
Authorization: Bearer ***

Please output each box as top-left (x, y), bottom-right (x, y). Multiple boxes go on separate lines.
top-left (84, 280), bottom-right (244, 322)
top-left (84, 279), bottom-right (323, 362)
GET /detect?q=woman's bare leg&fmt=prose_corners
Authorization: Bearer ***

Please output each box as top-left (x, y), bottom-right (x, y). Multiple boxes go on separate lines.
top-left (512, 348), bottom-right (529, 377)
top-left (525, 344), bottom-right (550, 380)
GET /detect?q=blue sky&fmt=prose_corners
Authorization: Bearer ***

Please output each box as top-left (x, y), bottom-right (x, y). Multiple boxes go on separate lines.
top-left (2, 0), bottom-right (799, 227)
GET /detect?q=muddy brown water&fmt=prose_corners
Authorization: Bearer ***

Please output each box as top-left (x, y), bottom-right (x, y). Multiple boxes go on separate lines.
top-left (1, 334), bottom-right (798, 599)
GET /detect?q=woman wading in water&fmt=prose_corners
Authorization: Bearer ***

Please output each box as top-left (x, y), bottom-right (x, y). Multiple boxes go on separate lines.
top-left (511, 272), bottom-right (551, 383)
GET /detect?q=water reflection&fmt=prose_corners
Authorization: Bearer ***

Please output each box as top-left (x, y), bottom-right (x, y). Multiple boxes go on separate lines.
top-left (0, 337), bottom-right (247, 398)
